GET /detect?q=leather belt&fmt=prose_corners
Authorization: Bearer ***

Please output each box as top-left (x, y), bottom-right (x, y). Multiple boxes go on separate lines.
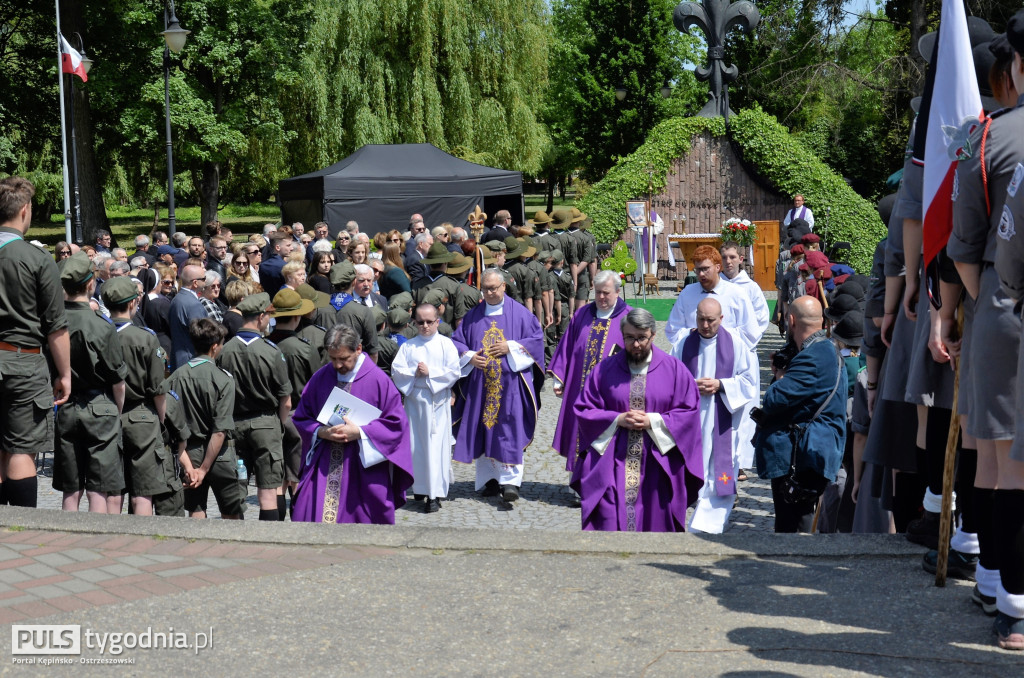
top-left (0, 341), bottom-right (40, 354)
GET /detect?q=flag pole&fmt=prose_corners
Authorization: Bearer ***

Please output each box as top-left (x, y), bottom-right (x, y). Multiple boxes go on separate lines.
top-left (55, 0), bottom-right (73, 243)
top-left (935, 301), bottom-right (965, 587)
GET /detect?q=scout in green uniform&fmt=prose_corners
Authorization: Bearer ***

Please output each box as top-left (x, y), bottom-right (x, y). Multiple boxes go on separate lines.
top-left (528, 247), bottom-right (555, 331)
top-left (372, 305), bottom-right (399, 376)
top-left (412, 242), bottom-right (462, 327)
top-left (102, 276), bottom-right (170, 516)
top-left (503, 236), bottom-right (538, 310)
top-left (444, 252), bottom-right (482, 328)
top-left (0, 177), bottom-right (71, 508)
top-left (569, 208), bottom-right (596, 310)
top-left (168, 318), bottom-right (243, 519)
top-left (217, 293), bottom-right (291, 521)
top-left (295, 283), bottom-right (331, 368)
top-left (153, 386), bottom-right (189, 517)
top-left (268, 288), bottom-right (319, 519)
top-left (550, 249), bottom-right (575, 342)
top-left (53, 251), bottom-right (128, 514)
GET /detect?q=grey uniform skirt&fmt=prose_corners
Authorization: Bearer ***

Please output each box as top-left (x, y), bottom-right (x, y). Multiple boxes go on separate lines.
top-left (968, 264), bottom-right (1019, 440)
top-left (880, 298), bottom-right (916, 404)
top-left (904, 278), bottom-right (955, 409)
top-left (958, 294), bottom-right (975, 419)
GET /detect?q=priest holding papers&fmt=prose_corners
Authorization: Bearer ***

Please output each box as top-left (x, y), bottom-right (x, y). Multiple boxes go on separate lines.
top-left (679, 299), bottom-right (758, 533)
top-left (571, 308), bottom-right (703, 532)
top-left (292, 325), bottom-right (413, 524)
top-left (452, 268), bottom-right (545, 504)
top-left (392, 303), bottom-right (461, 513)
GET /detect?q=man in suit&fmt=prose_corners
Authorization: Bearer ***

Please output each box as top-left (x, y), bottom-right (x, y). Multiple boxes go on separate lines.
top-left (404, 232), bottom-right (432, 287)
top-left (482, 210), bottom-right (513, 245)
top-left (405, 214), bottom-right (428, 258)
top-left (350, 264), bottom-right (388, 311)
top-left (168, 264), bottom-right (209, 370)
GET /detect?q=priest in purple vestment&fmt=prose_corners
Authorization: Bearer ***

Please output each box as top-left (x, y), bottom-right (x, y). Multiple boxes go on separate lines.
top-left (452, 268), bottom-right (545, 503)
top-left (549, 269), bottom-right (632, 473)
top-left (292, 324), bottom-right (413, 524)
top-left (571, 308), bottom-right (703, 532)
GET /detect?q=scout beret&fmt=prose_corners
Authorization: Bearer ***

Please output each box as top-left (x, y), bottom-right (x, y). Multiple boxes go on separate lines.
top-left (371, 304), bottom-right (388, 328)
top-left (100, 276), bottom-right (139, 306)
top-left (421, 288), bottom-right (448, 308)
top-left (789, 244), bottom-right (805, 256)
top-left (236, 292), bottom-right (272, 316)
top-left (60, 250), bottom-right (94, 285)
top-left (800, 233), bottom-right (821, 245)
top-left (329, 260), bottom-right (356, 288)
top-left (387, 308), bottom-right (411, 327)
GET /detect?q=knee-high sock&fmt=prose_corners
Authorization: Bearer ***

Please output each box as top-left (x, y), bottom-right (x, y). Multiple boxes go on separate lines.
top-left (922, 408), bottom-right (953, 512)
top-left (277, 495), bottom-right (286, 521)
top-left (3, 477), bottom-right (36, 508)
top-left (950, 446), bottom-right (978, 553)
top-left (975, 486), bottom-right (997, 570)
top-left (994, 489), bottom-right (1024, 595)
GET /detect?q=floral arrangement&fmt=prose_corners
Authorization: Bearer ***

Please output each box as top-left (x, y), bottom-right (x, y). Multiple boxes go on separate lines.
top-left (720, 218), bottom-right (757, 247)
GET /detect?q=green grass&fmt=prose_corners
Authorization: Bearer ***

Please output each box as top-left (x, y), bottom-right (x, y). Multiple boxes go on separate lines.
top-left (523, 192), bottom-right (576, 211)
top-left (31, 202), bottom-right (281, 248)
top-left (624, 293), bottom-right (776, 322)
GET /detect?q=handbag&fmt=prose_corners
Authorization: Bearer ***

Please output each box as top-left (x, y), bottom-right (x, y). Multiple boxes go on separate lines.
top-left (779, 351), bottom-right (844, 505)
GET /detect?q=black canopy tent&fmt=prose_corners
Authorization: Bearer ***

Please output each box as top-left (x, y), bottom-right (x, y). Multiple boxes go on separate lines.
top-left (278, 143), bottom-right (524, 237)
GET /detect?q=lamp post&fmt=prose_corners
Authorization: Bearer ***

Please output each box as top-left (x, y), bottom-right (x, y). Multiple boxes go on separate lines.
top-left (160, 1), bottom-right (189, 237)
top-left (66, 33), bottom-right (93, 245)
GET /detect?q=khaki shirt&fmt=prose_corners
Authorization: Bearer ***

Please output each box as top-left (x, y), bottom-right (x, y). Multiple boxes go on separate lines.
top-left (0, 226), bottom-right (67, 347)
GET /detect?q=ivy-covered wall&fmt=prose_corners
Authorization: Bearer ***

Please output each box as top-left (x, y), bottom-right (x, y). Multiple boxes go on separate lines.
top-left (577, 106), bottom-right (885, 273)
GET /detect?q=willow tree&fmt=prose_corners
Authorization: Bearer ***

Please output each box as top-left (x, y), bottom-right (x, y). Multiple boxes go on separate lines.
top-left (283, 0), bottom-right (549, 175)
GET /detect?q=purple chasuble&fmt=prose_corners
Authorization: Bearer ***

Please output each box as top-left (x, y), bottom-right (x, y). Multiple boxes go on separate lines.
top-left (548, 298), bottom-right (631, 471)
top-left (451, 297), bottom-right (545, 465)
top-left (570, 347), bottom-right (703, 532)
top-left (680, 330), bottom-right (738, 496)
top-left (291, 360), bottom-right (413, 524)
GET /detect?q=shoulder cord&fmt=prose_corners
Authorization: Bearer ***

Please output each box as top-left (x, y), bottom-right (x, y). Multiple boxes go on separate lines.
top-left (980, 117), bottom-right (993, 218)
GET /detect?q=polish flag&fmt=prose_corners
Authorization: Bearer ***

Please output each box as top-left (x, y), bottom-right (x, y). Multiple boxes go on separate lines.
top-left (59, 34), bottom-right (88, 83)
top-left (920, 0), bottom-right (982, 308)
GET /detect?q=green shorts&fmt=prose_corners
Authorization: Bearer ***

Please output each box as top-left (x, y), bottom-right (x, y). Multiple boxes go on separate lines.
top-left (52, 394), bottom-right (123, 494)
top-left (0, 351), bottom-right (54, 456)
top-left (121, 405), bottom-right (170, 497)
top-left (283, 417), bottom-right (303, 484)
top-left (575, 271), bottom-right (592, 300)
top-left (234, 413), bottom-right (285, 489)
top-left (181, 445), bottom-right (245, 516)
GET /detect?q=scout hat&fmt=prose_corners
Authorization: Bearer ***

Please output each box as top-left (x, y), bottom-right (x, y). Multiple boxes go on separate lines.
top-left (570, 207), bottom-right (588, 225)
top-left (504, 236), bottom-right (534, 260)
top-left (527, 210), bottom-right (553, 229)
top-left (296, 282), bottom-right (331, 309)
top-left (387, 307), bottom-right (411, 328)
top-left (270, 288), bottom-right (314, 317)
top-left (100, 276), bottom-right (140, 307)
top-left (371, 304), bottom-right (388, 329)
top-left (824, 293), bottom-right (860, 322)
top-left (329, 260), bottom-right (356, 288)
top-left (550, 210), bottom-right (572, 231)
top-left (536, 249), bottom-right (552, 263)
top-left (832, 311), bottom-right (864, 347)
top-left (446, 252), bottom-right (472, 275)
top-left (237, 292), bottom-right (272, 316)
top-left (549, 248), bottom-right (565, 264)
top-left (800, 233), bottom-right (821, 247)
top-left (388, 291), bottom-right (414, 311)
top-left (60, 250), bottom-right (94, 285)
top-left (479, 245), bottom-right (496, 265)
top-left (421, 241), bottom-right (455, 265)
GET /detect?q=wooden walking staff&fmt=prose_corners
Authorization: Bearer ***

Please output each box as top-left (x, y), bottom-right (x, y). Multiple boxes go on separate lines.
top-left (935, 303), bottom-right (966, 587)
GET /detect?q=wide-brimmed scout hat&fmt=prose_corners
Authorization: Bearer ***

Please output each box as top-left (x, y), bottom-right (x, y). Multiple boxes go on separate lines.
top-left (100, 276), bottom-right (139, 306)
top-left (446, 253), bottom-right (472, 275)
top-left (270, 288), bottom-right (314, 317)
top-left (421, 241), bottom-right (455, 265)
top-left (527, 210), bottom-right (552, 228)
top-left (550, 210), bottom-right (572, 231)
top-left (61, 251), bottom-right (94, 285)
top-left (296, 283), bottom-right (331, 309)
top-left (832, 311), bottom-right (864, 347)
top-left (570, 207), bottom-right (588, 224)
top-left (504, 236), bottom-right (534, 260)
top-left (237, 292), bottom-right (272, 315)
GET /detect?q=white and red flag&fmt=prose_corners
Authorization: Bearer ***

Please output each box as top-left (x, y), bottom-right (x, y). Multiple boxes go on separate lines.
top-left (59, 34), bottom-right (88, 82)
top-left (919, 1), bottom-right (983, 307)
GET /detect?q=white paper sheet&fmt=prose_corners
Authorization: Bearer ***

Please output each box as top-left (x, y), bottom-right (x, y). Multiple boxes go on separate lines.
top-left (316, 386), bottom-right (382, 428)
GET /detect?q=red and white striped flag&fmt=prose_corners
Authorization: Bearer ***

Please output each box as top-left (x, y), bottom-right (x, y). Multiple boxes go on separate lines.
top-left (921, 0), bottom-right (983, 306)
top-left (59, 34), bottom-right (88, 83)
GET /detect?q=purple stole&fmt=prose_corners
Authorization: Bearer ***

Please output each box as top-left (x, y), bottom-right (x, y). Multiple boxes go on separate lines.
top-left (680, 330), bottom-right (737, 496)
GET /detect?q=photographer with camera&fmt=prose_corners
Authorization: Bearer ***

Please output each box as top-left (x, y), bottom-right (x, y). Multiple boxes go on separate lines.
top-left (752, 296), bottom-right (846, 532)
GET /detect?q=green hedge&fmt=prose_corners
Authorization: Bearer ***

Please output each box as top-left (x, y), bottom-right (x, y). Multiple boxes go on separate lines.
top-left (578, 106), bottom-right (885, 273)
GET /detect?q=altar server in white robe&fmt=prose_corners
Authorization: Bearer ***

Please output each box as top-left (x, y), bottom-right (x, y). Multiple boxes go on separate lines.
top-left (680, 299), bottom-right (758, 533)
top-left (665, 245), bottom-right (759, 354)
top-left (392, 303), bottom-right (461, 513)
top-left (718, 241), bottom-right (769, 468)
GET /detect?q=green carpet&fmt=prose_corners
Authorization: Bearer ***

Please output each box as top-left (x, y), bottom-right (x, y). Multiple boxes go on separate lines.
top-left (623, 294), bottom-right (776, 322)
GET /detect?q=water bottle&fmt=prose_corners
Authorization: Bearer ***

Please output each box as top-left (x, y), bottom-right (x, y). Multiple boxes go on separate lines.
top-left (236, 458), bottom-right (248, 481)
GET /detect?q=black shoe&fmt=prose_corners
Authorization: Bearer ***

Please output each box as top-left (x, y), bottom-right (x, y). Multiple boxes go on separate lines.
top-left (922, 548), bottom-right (978, 581)
top-left (425, 498), bottom-right (440, 513)
top-left (480, 479), bottom-right (501, 497)
top-left (501, 484), bottom-right (520, 502)
top-left (905, 510), bottom-right (941, 550)
top-left (413, 494), bottom-right (426, 502)
top-left (972, 585), bottom-right (998, 616)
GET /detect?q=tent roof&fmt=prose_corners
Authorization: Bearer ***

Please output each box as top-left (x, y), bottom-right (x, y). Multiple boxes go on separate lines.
top-left (278, 143), bottom-right (522, 201)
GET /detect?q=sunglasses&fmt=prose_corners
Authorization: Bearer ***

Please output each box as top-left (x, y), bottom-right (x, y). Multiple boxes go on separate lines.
top-left (58, 249), bottom-right (71, 255)
top-left (161, 279), bottom-right (175, 284)
top-left (388, 238), bottom-right (401, 243)
top-left (414, 319), bottom-right (437, 326)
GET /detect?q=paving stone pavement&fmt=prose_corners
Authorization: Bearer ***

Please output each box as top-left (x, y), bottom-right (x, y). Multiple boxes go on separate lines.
top-left (33, 284), bottom-right (786, 531)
